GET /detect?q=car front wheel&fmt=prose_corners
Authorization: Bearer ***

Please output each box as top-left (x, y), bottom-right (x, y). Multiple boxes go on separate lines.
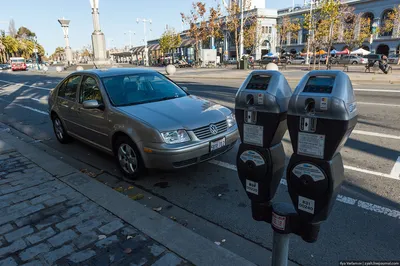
top-left (115, 136), bottom-right (144, 180)
top-left (52, 115), bottom-right (72, 144)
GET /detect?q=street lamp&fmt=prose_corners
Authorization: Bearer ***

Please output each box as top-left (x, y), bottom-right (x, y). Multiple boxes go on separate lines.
top-left (124, 31), bottom-right (135, 50)
top-left (57, 18), bottom-right (73, 65)
top-left (137, 18), bottom-right (152, 66)
top-left (370, 22), bottom-right (378, 52)
top-left (33, 36), bottom-right (40, 70)
top-left (89, 0), bottom-right (107, 64)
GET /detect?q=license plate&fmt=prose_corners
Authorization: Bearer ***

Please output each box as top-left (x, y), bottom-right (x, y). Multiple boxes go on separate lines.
top-left (210, 138), bottom-right (226, 152)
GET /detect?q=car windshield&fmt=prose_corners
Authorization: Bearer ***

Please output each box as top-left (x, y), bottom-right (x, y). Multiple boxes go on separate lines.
top-left (102, 72), bottom-right (187, 107)
top-left (11, 59), bottom-right (25, 63)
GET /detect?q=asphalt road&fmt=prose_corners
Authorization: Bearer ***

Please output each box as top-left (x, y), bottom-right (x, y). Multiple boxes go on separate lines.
top-left (0, 71), bottom-right (399, 266)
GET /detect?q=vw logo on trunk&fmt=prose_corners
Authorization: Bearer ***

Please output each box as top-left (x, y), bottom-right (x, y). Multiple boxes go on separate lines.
top-left (209, 124), bottom-right (218, 135)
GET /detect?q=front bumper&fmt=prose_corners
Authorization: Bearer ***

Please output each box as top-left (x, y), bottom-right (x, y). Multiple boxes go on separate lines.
top-left (141, 126), bottom-right (239, 170)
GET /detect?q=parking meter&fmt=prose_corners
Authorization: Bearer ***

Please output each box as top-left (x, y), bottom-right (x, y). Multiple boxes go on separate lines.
top-left (235, 71), bottom-right (292, 221)
top-left (286, 70), bottom-right (358, 226)
top-left (236, 71), bottom-right (292, 148)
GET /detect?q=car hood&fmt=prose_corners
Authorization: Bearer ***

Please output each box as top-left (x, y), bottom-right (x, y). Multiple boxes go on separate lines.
top-left (116, 95), bottom-right (231, 132)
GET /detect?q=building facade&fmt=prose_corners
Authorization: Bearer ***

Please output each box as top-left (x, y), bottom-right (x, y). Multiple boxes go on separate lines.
top-left (278, 0), bottom-right (400, 56)
top-left (111, 0), bottom-right (399, 63)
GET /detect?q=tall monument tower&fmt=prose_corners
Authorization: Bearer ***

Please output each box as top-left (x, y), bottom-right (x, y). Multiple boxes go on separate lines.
top-left (89, 0), bottom-right (108, 64)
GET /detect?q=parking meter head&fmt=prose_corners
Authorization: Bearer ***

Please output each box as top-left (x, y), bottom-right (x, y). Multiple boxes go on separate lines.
top-left (235, 71), bottom-right (292, 148)
top-left (287, 70), bottom-right (358, 160)
top-left (237, 143), bottom-right (286, 204)
top-left (287, 153), bottom-right (345, 223)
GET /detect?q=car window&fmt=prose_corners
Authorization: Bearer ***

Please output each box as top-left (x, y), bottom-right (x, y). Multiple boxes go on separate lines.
top-left (102, 72), bottom-right (187, 107)
top-left (58, 75), bottom-right (81, 101)
top-left (80, 76), bottom-right (103, 104)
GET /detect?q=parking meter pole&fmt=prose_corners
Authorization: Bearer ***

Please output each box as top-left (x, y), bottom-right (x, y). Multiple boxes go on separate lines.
top-left (272, 231), bottom-right (290, 266)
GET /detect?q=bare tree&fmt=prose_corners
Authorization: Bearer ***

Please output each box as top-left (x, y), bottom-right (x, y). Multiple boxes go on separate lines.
top-left (8, 19), bottom-right (16, 37)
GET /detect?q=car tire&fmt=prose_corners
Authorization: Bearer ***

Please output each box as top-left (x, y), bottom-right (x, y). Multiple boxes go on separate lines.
top-left (287, 61), bottom-right (292, 65)
top-left (114, 136), bottom-right (145, 180)
top-left (352, 61), bottom-right (358, 65)
top-left (52, 115), bottom-right (72, 144)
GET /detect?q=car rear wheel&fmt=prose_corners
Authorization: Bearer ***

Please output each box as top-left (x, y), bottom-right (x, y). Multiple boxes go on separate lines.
top-left (52, 115), bottom-right (72, 144)
top-left (114, 136), bottom-right (144, 180)
top-left (352, 61), bottom-right (358, 65)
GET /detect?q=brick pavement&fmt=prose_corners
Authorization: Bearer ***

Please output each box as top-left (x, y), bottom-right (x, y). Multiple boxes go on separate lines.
top-left (0, 150), bottom-right (192, 266)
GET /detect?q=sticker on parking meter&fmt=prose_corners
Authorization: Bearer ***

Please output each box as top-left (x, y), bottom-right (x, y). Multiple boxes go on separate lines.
top-left (292, 163), bottom-right (325, 181)
top-left (298, 132), bottom-right (325, 159)
top-left (320, 97), bottom-right (328, 110)
top-left (240, 150), bottom-right (265, 166)
top-left (298, 196), bottom-right (315, 214)
top-left (272, 212), bottom-right (286, 231)
top-left (243, 124), bottom-right (264, 146)
top-left (257, 93), bottom-right (263, 105)
top-left (246, 180), bottom-right (259, 195)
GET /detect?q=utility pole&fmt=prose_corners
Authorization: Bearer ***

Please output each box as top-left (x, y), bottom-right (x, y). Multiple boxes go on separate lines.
top-left (239, 0), bottom-right (244, 59)
top-left (137, 18), bottom-right (152, 66)
top-left (305, 0), bottom-right (313, 65)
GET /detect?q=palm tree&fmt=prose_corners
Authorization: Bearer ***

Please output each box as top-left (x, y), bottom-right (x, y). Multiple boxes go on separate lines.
top-left (1, 36), bottom-right (19, 59)
top-left (18, 39), bottom-right (34, 59)
top-left (0, 39), bottom-right (5, 63)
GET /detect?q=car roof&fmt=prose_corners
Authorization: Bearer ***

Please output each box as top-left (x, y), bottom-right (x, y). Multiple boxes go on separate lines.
top-left (74, 68), bottom-right (158, 78)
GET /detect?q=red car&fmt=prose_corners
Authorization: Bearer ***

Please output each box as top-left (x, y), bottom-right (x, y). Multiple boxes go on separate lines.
top-left (10, 57), bottom-right (27, 71)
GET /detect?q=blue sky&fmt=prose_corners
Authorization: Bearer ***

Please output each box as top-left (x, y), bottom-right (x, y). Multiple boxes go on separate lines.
top-left (0, 0), bottom-right (302, 55)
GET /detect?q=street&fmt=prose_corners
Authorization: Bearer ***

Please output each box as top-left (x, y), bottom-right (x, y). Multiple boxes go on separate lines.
top-left (0, 70), bottom-right (399, 266)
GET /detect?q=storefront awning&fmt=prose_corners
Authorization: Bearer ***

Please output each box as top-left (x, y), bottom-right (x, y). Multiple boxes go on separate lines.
top-left (180, 39), bottom-right (196, 47)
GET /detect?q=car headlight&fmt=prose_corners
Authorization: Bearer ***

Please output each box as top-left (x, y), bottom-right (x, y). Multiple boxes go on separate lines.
top-left (161, 130), bottom-right (191, 144)
top-left (226, 113), bottom-right (236, 128)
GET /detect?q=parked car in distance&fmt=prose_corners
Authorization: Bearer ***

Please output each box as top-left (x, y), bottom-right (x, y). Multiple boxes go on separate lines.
top-left (364, 54), bottom-right (384, 64)
top-left (336, 55), bottom-right (368, 65)
top-left (291, 56), bottom-right (306, 64)
top-left (388, 54), bottom-right (399, 64)
top-left (0, 64), bottom-right (11, 70)
top-left (227, 58), bottom-right (237, 64)
top-left (10, 57), bottom-right (27, 71)
top-left (48, 69), bottom-right (239, 179)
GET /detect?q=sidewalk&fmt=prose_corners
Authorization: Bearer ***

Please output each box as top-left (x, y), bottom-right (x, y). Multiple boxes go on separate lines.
top-left (0, 125), bottom-right (254, 266)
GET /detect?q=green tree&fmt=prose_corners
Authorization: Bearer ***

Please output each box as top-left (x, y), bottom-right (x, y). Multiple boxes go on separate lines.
top-left (1, 36), bottom-right (19, 58)
top-left (181, 2), bottom-right (222, 64)
top-left (17, 26), bottom-right (36, 40)
top-left (276, 15), bottom-right (301, 56)
top-left (17, 39), bottom-right (34, 59)
top-left (225, 0), bottom-right (258, 64)
top-left (342, 13), bottom-right (371, 51)
top-left (159, 27), bottom-right (182, 64)
top-left (0, 39), bottom-right (5, 63)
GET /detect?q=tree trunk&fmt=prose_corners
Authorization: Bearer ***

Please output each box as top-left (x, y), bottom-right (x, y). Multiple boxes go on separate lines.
top-left (313, 48), bottom-right (317, 70)
top-left (235, 30), bottom-right (239, 69)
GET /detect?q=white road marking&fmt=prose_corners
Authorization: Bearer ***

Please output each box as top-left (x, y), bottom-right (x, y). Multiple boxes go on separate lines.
top-left (0, 79), bottom-right (51, 91)
top-left (354, 89), bottom-right (400, 93)
top-left (390, 156), bottom-right (400, 179)
top-left (358, 102), bottom-right (400, 108)
top-left (352, 130), bottom-right (400, 140)
top-left (343, 165), bottom-right (398, 180)
top-left (0, 98), bottom-right (48, 115)
top-left (209, 160), bottom-right (400, 219)
top-left (31, 98), bottom-right (41, 102)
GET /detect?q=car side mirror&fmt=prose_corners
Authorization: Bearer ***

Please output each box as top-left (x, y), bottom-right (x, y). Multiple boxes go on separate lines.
top-left (83, 100), bottom-right (104, 110)
top-left (182, 86), bottom-right (189, 92)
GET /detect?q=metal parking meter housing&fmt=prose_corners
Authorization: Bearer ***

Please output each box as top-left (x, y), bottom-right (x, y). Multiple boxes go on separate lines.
top-left (286, 70), bottom-right (358, 224)
top-left (287, 70), bottom-right (358, 160)
top-left (235, 70), bottom-right (292, 221)
top-left (235, 70), bottom-right (292, 148)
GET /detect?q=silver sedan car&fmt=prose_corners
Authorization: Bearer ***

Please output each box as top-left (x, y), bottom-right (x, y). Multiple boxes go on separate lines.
top-left (48, 69), bottom-right (239, 179)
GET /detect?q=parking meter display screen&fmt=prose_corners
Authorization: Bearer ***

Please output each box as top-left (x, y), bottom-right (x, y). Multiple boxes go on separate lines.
top-left (246, 75), bottom-right (271, 90)
top-left (303, 76), bottom-right (335, 93)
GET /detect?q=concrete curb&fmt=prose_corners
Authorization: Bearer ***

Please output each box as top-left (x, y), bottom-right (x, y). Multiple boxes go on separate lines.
top-left (0, 128), bottom-right (255, 266)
